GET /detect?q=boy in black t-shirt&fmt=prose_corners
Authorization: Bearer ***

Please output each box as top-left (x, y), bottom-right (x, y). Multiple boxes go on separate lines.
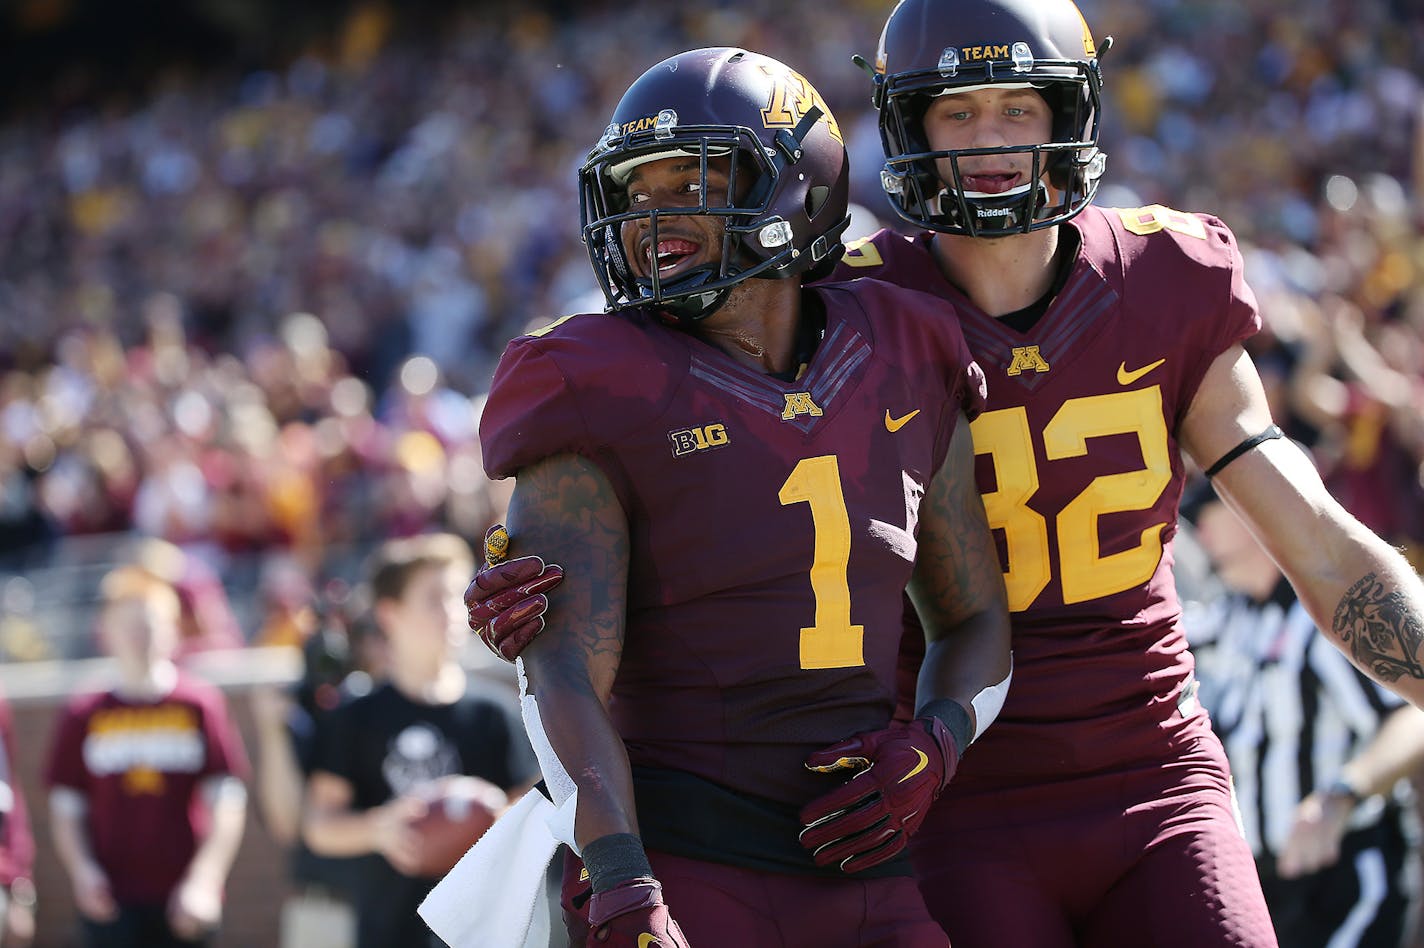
top-left (302, 534), bottom-right (538, 948)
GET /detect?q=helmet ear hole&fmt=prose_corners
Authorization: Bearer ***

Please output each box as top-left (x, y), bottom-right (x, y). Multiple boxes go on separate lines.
top-left (806, 186), bottom-right (830, 219)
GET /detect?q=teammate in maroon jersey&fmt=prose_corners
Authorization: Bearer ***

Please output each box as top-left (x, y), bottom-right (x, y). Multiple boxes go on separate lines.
top-left (481, 48), bottom-right (1010, 947)
top-left (824, 1), bottom-right (1424, 943)
top-left (470, 2), bottom-right (1424, 946)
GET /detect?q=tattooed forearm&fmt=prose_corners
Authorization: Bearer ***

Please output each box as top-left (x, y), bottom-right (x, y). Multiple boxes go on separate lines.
top-left (508, 453), bottom-right (630, 693)
top-left (910, 419), bottom-right (1006, 634)
top-left (1333, 572), bottom-right (1424, 683)
top-left (504, 454), bottom-right (640, 844)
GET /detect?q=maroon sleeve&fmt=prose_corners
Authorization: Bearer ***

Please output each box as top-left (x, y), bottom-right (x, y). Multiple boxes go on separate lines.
top-left (197, 684), bottom-right (250, 783)
top-left (852, 277), bottom-right (988, 449)
top-left (951, 337), bottom-right (989, 423)
top-left (42, 697), bottom-right (92, 792)
top-left (480, 336), bottom-right (594, 480)
top-left (0, 697), bottom-right (33, 884)
top-left (1179, 214), bottom-right (1261, 402)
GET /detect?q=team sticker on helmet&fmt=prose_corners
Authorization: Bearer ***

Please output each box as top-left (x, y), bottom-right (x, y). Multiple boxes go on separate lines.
top-left (758, 65), bottom-right (843, 144)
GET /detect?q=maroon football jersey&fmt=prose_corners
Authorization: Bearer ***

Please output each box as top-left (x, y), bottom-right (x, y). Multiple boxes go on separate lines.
top-left (482, 279), bottom-right (985, 807)
top-left (43, 673), bottom-right (249, 906)
top-left (830, 204), bottom-right (1260, 785)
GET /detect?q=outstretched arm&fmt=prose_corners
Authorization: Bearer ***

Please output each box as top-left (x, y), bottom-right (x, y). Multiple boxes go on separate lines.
top-left (1181, 344), bottom-right (1424, 705)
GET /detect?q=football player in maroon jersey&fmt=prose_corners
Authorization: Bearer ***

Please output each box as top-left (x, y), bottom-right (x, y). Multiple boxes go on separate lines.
top-left (478, 47), bottom-right (1010, 947)
top-left (470, 2), bottom-right (1424, 946)
top-left (818, 1), bottom-right (1424, 943)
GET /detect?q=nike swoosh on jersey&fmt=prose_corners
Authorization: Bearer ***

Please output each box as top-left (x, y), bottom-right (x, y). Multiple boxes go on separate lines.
top-left (898, 748), bottom-right (929, 783)
top-left (885, 409), bottom-right (921, 432)
top-left (1117, 358), bottom-right (1166, 385)
top-left (639, 935), bottom-right (658, 948)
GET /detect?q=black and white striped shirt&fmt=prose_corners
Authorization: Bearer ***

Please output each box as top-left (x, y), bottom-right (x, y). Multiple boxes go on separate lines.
top-left (1186, 578), bottom-right (1409, 859)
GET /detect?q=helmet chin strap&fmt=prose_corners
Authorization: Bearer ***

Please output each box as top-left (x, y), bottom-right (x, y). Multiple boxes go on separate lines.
top-left (934, 179), bottom-right (1051, 236)
top-left (634, 264), bottom-right (735, 326)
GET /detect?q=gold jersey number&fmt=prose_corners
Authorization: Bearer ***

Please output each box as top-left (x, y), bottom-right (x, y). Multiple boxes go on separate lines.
top-left (972, 387), bottom-right (1172, 611)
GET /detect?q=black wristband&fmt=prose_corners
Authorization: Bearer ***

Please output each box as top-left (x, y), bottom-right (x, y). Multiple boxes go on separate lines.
top-left (582, 832), bottom-right (653, 893)
top-left (916, 698), bottom-right (972, 756)
top-left (1204, 425), bottom-right (1283, 479)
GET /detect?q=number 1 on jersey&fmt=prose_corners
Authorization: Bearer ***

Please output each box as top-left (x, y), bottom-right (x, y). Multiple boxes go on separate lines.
top-left (779, 456), bottom-right (865, 669)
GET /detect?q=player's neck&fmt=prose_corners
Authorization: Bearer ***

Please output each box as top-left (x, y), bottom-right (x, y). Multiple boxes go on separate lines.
top-left (693, 278), bottom-right (801, 375)
top-left (932, 227), bottom-right (1062, 318)
top-left (113, 657), bottom-right (178, 701)
top-left (390, 658), bottom-right (465, 705)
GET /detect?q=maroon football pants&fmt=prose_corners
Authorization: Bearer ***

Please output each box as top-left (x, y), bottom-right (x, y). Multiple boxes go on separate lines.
top-left (910, 735), bottom-right (1278, 947)
top-left (561, 848), bottom-right (948, 947)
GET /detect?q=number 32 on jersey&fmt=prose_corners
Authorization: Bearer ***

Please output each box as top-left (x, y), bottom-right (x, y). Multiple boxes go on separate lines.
top-left (974, 386), bottom-right (1171, 611)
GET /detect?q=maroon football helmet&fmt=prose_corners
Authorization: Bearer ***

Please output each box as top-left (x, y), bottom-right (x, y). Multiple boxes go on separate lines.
top-left (580, 48), bottom-right (851, 324)
top-left (870, 0), bottom-right (1108, 237)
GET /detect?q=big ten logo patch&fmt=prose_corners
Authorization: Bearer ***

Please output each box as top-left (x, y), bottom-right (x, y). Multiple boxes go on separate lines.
top-left (669, 423), bottom-right (730, 457)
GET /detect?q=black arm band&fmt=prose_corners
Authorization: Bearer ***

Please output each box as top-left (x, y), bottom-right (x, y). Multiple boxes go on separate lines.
top-left (916, 698), bottom-right (972, 757)
top-left (582, 832), bottom-right (653, 893)
top-left (1204, 425), bottom-right (1283, 479)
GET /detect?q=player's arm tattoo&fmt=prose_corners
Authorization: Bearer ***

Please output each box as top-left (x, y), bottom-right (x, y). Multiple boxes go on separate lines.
top-left (508, 453), bottom-right (630, 694)
top-left (508, 453), bottom-right (639, 843)
top-left (910, 417), bottom-right (1007, 636)
top-left (1333, 572), bottom-right (1424, 684)
top-left (908, 415), bottom-right (1011, 714)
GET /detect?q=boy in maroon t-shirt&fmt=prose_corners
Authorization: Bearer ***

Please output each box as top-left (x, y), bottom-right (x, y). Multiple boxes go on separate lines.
top-left (45, 566), bottom-right (249, 948)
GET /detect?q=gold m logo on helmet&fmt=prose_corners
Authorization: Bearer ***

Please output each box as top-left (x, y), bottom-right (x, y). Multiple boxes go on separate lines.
top-left (669, 423), bottom-right (730, 457)
top-left (759, 66), bottom-right (844, 144)
top-left (1007, 346), bottom-right (1051, 377)
top-left (781, 392), bottom-right (824, 420)
top-left (1071, 1), bottom-right (1097, 56)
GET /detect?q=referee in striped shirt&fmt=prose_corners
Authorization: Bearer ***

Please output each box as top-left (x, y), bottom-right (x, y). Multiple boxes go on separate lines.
top-left (1184, 482), bottom-right (1424, 947)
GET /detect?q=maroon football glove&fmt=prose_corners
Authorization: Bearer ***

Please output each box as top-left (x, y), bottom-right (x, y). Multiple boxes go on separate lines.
top-left (465, 524), bottom-right (564, 662)
top-left (798, 716), bottom-right (960, 873)
top-left (585, 877), bottom-right (689, 947)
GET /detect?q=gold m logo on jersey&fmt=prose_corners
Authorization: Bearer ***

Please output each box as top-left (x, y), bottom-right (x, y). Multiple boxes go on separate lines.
top-left (781, 392), bottom-right (824, 420)
top-left (669, 423), bottom-right (730, 457)
top-left (1007, 345), bottom-right (1051, 377)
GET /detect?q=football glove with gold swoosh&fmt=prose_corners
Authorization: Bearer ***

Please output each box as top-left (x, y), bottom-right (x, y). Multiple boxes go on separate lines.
top-left (464, 523), bottom-right (564, 661)
top-left (798, 716), bottom-right (960, 873)
top-left (586, 878), bottom-right (690, 948)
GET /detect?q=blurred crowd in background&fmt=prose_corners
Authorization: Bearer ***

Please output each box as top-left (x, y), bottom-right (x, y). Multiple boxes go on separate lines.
top-left (1, 0), bottom-right (1423, 661)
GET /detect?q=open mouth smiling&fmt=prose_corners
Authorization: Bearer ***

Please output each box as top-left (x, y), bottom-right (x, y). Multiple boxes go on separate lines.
top-left (641, 236), bottom-right (702, 279)
top-left (959, 170), bottom-right (1023, 195)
